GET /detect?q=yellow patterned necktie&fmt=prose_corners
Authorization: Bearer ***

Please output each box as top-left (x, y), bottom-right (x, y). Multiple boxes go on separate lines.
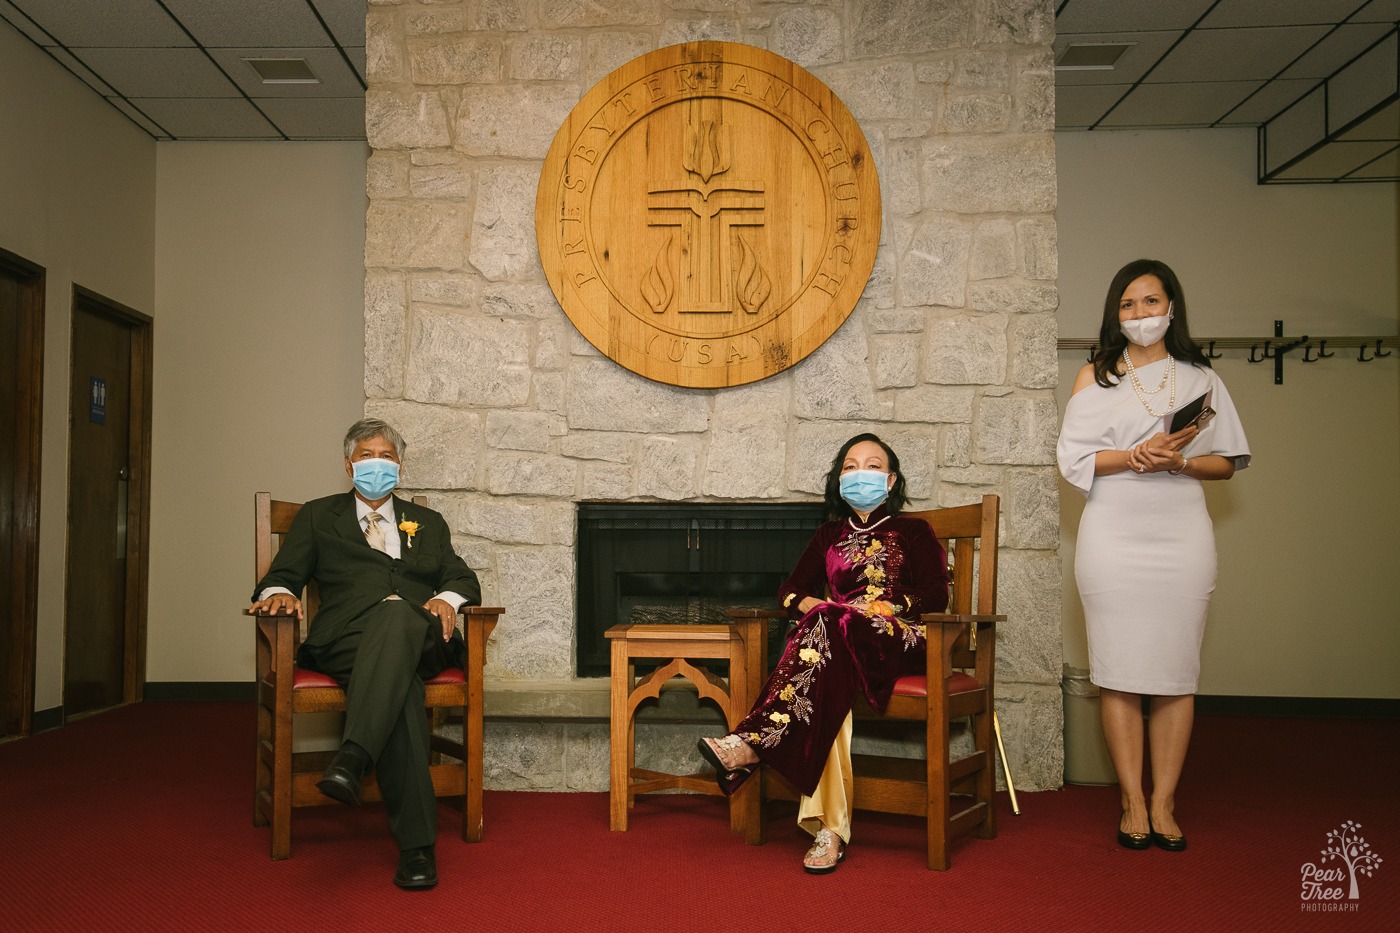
top-left (364, 512), bottom-right (388, 553)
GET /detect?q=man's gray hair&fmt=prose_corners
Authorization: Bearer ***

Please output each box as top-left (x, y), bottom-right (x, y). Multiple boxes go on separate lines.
top-left (343, 418), bottom-right (407, 460)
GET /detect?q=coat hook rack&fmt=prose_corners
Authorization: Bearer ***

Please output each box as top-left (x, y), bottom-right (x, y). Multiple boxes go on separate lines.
top-left (1301, 339), bottom-right (1334, 362)
top-left (1058, 326), bottom-right (1393, 384)
top-left (1267, 320), bottom-right (1309, 384)
top-left (1357, 339), bottom-right (1392, 362)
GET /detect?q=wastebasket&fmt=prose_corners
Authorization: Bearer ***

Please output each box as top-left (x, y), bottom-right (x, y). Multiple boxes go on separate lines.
top-left (1062, 664), bottom-right (1118, 785)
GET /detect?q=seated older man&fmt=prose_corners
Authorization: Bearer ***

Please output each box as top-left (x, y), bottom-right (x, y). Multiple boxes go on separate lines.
top-left (250, 418), bottom-right (480, 889)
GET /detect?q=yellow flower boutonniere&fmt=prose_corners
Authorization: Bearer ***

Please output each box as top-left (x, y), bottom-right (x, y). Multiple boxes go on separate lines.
top-left (399, 519), bottom-right (421, 548)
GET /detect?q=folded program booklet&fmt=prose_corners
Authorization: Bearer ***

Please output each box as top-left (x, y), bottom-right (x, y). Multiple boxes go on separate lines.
top-left (1166, 388), bottom-right (1215, 434)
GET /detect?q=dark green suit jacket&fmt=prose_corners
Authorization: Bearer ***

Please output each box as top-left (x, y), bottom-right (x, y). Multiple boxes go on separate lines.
top-left (252, 492), bottom-right (481, 652)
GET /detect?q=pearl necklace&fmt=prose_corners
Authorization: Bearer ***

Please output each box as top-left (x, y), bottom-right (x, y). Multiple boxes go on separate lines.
top-left (848, 514), bottom-right (891, 533)
top-left (1122, 348), bottom-right (1176, 417)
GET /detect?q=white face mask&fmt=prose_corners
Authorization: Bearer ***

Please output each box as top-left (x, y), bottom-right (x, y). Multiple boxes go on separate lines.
top-left (1121, 305), bottom-right (1172, 347)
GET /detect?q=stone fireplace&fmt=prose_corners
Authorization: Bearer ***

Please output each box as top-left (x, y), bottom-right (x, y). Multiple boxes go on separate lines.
top-left (363, 0), bottom-right (1065, 792)
top-left (575, 502), bottom-right (825, 676)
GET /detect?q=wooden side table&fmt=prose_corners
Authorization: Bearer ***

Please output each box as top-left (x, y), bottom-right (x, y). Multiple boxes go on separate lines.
top-left (605, 618), bottom-right (765, 844)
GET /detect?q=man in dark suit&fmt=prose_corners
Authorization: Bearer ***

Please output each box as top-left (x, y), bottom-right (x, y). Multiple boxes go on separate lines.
top-left (250, 418), bottom-right (481, 889)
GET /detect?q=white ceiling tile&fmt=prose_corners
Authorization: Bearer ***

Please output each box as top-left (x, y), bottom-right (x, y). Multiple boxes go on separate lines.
top-left (1280, 23), bottom-right (1394, 80)
top-left (1098, 81), bottom-right (1265, 127)
top-left (1328, 32), bottom-right (1398, 132)
top-left (1344, 146), bottom-right (1398, 179)
top-left (161, 0), bottom-right (332, 47)
top-left (71, 47), bottom-right (239, 97)
top-left (133, 97), bottom-right (281, 138)
top-left (1144, 26), bottom-right (1331, 83)
top-left (8, 0), bottom-right (191, 47)
top-left (1055, 0), bottom-right (1216, 33)
top-left (1338, 100), bottom-right (1399, 141)
top-left (256, 97), bottom-right (366, 138)
top-left (310, 0), bottom-right (366, 47)
top-left (1352, 0), bottom-right (1400, 23)
top-left (1215, 79), bottom-right (1320, 124)
top-left (0, 0), bottom-right (60, 46)
top-left (1200, 0), bottom-right (1368, 28)
top-left (1261, 86), bottom-right (1326, 171)
top-left (105, 96), bottom-right (170, 138)
top-left (1053, 31), bottom-right (1181, 86)
top-left (1271, 140), bottom-right (1398, 179)
top-left (45, 46), bottom-right (118, 96)
top-left (1053, 84), bottom-right (1132, 126)
top-left (208, 47), bottom-right (366, 97)
top-left (345, 46), bottom-right (365, 83)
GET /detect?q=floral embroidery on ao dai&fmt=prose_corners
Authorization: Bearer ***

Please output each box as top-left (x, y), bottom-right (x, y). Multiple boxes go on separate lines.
top-left (734, 505), bottom-right (948, 796)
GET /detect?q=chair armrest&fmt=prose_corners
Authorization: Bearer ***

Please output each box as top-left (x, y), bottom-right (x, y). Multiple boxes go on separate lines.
top-left (918, 612), bottom-right (1006, 626)
top-left (459, 607), bottom-right (501, 673)
top-left (724, 607), bottom-right (788, 619)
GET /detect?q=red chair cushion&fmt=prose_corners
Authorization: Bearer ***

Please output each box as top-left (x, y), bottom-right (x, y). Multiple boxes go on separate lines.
top-left (291, 669), bottom-right (339, 689)
top-left (425, 667), bottom-right (466, 685)
top-left (891, 672), bottom-right (981, 697)
top-left (291, 667), bottom-right (465, 689)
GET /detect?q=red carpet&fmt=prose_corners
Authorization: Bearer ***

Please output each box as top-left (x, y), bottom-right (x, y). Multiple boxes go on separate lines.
top-left (1, 702), bottom-right (1395, 931)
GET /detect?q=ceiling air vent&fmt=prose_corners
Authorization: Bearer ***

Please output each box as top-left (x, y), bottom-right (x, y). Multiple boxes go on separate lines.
top-left (243, 58), bottom-right (319, 84)
top-left (1055, 43), bottom-right (1133, 71)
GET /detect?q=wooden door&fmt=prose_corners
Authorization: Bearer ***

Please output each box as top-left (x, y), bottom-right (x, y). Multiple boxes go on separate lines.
top-left (0, 248), bottom-right (44, 738)
top-left (64, 289), bottom-right (151, 719)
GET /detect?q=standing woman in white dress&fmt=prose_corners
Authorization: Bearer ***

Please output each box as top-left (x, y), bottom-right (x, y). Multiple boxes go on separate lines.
top-left (1057, 259), bottom-right (1251, 852)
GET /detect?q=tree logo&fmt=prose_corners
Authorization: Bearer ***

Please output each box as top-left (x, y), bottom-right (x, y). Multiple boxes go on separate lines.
top-left (1300, 820), bottom-right (1383, 912)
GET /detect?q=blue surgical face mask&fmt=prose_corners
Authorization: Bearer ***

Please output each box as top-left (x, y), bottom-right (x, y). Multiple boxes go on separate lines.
top-left (351, 458), bottom-right (400, 500)
top-left (839, 469), bottom-right (891, 512)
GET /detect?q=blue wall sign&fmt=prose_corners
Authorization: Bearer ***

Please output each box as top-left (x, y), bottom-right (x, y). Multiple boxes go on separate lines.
top-left (90, 376), bottom-right (106, 424)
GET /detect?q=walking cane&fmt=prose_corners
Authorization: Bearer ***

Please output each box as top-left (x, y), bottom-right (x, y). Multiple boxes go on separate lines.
top-left (993, 711), bottom-right (1020, 815)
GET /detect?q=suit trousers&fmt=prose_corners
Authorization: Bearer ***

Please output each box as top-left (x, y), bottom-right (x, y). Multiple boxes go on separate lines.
top-left (303, 598), bottom-right (458, 851)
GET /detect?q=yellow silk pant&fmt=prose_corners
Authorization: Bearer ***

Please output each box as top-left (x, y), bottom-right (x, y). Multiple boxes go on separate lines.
top-left (797, 711), bottom-right (853, 844)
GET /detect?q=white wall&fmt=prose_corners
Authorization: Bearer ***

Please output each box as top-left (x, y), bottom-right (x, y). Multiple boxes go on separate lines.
top-left (0, 22), bottom-right (156, 712)
top-left (149, 142), bottom-right (367, 682)
top-left (1056, 128), bottom-right (1400, 698)
top-left (2, 18), bottom-right (367, 706)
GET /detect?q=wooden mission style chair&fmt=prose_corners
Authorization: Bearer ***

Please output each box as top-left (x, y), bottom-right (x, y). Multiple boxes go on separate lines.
top-left (249, 491), bottom-right (502, 860)
top-left (727, 493), bottom-right (1005, 870)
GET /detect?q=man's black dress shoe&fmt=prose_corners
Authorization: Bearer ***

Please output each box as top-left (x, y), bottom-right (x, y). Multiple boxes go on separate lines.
top-left (316, 745), bottom-right (367, 806)
top-left (394, 846), bottom-right (438, 890)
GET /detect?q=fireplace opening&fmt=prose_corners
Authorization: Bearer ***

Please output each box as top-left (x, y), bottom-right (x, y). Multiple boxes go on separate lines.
top-left (575, 502), bottom-right (827, 678)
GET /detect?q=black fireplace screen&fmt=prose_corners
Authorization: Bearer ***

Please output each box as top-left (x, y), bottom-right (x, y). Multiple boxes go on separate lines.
top-left (575, 503), bottom-right (826, 678)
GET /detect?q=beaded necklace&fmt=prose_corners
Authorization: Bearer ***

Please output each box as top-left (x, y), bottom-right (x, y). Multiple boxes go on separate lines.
top-left (847, 514), bottom-right (891, 533)
top-left (1121, 348), bottom-right (1176, 417)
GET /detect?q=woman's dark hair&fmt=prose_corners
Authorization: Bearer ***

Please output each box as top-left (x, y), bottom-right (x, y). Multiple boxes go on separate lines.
top-left (822, 433), bottom-right (907, 520)
top-left (1090, 258), bottom-right (1210, 388)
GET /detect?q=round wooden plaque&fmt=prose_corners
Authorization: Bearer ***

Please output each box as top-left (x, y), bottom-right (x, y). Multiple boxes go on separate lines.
top-left (536, 42), bottom-right (881, 388)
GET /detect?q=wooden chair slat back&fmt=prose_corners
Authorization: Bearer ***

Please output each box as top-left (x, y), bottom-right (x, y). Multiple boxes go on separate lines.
top-left (905, 494), bottom-right (999, 667)
top-left (905, 494), bottom-right (999, 617)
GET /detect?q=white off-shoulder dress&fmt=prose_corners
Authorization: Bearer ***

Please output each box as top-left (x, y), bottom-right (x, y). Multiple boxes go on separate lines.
top-left (1058, 359), bottom-right (1251, 695)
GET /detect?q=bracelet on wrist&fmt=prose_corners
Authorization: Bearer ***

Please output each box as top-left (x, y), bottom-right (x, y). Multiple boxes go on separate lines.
top-left (1168, 457), bottom-right (1189, 476)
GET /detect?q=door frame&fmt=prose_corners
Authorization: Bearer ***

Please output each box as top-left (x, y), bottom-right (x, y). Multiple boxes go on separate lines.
top-left (0, 247), bottom-right (45, 738)
top-left (66, 286), bottom-right (153, 713)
